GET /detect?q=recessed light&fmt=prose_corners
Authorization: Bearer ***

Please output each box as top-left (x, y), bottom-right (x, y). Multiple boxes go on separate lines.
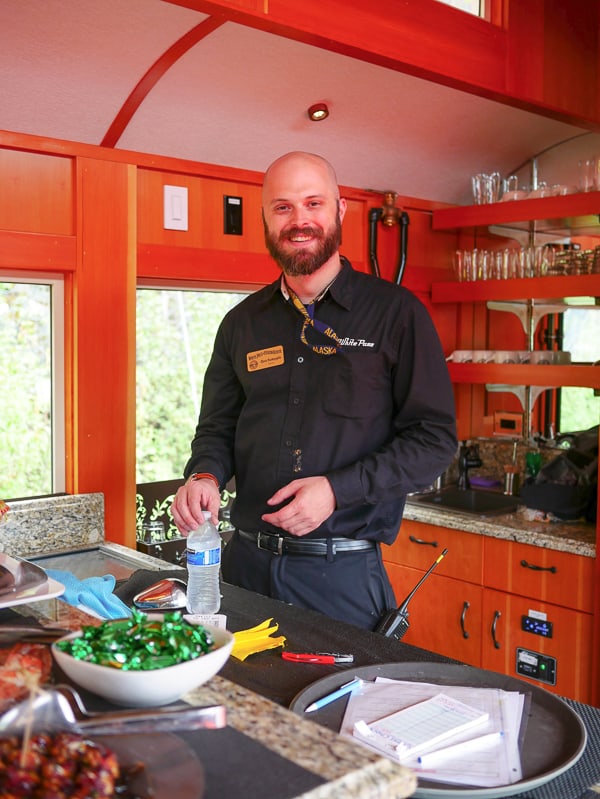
top-left (308, 103), bottom-right (329, 121)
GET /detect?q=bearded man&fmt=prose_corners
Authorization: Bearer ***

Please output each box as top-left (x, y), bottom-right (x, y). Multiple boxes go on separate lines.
top-left (172, 151), bottom-right (456, 629)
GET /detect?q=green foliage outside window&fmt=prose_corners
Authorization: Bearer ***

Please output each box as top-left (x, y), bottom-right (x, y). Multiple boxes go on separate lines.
top-left (135, 289), bottom-right (246, 484)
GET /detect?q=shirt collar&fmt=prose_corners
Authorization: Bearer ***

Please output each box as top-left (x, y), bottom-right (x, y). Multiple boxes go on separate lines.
top-left (278, 256), bottom-right (353, 310)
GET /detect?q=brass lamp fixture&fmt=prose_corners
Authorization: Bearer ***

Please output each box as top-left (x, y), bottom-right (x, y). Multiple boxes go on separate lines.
top-left (307, 103), bottom-right (329, 121)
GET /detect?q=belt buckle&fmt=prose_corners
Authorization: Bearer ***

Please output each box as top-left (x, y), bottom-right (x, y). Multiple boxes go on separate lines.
top-left (257, 532), bottom-right (283, 555)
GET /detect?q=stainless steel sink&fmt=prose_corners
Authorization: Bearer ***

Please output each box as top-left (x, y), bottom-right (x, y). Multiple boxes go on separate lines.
top-left (412, 487), bottom-right (520, 516)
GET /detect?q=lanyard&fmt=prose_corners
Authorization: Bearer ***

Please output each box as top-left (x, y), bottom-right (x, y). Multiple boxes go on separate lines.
top-left (285, 282), bottom-right (342, 356)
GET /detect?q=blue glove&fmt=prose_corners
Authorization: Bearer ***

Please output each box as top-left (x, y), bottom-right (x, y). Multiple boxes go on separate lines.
top-left (45, 570), bottom-right (132, 620)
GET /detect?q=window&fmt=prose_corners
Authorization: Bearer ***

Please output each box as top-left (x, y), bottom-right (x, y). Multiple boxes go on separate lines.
top-left (0, 275), bottom-right (65, 500)
top-left (559, 300), bottom-right (600, 434)
top-left (434, 0), bottom-right (484, 16)
top-left (136, 288), bottom-right (247, 484)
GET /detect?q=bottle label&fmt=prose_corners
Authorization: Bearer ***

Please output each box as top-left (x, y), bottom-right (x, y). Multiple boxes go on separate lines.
top-left (187, 546), bottom-right (221, 567)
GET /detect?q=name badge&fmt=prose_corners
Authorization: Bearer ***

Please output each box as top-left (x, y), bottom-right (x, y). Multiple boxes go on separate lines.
top-left (247, 345), bottom-right (284, 371)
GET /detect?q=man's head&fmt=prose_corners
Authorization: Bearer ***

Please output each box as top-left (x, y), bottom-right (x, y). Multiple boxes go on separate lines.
top-left (261, 152), bottom-right (347, 277)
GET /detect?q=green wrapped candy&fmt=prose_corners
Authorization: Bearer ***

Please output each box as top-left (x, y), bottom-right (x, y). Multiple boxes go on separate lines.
top-left (55, 610), bottom-right (215, 670)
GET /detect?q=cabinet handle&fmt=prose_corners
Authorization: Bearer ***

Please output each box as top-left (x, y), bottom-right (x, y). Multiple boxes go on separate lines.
top-left (520, 559), bottom-right (557, 574)
top-left (408, 534), bottom-right (438, 548)
top-left (491, 610), bottom-right (502, 649)
top-left (460, 601), bottom-right (470, 639)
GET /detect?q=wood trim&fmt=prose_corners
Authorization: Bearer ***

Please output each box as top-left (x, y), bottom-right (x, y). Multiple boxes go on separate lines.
top-left (0, 231), bottom-right (76, 271)
top-left (102, 16), bottom-right (226, 147)
top-left (166, 0), bottom-right (600, 128)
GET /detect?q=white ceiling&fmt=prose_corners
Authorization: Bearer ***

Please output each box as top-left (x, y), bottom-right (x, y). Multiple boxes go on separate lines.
top-left (1, 0), bottom-right (599, 204)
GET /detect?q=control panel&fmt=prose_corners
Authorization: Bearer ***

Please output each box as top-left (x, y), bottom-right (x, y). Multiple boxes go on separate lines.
top-left (516, 648), bottom-right (557, 686)
top-left (521, 614), bottom-right (553, 638)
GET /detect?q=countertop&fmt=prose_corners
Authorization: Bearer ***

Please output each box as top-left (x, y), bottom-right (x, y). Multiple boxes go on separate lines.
top-left (4, 547), bottom-right (417, 799)
top-left (6, 547), bottom-right (600, 799)
top-left (404, 496), bottom-right (595, 558)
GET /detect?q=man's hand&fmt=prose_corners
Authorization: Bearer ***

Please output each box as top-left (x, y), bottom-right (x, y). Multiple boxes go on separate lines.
top-left (261, 476), bottom-right (336, 537)
top-left (171, 478), bottom-right (220, 534)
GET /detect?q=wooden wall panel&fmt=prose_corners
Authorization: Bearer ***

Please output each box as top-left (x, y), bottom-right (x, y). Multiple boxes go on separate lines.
top-left (0, 150), bottom-right (73, 235)
top-left (71, 158), bottom-right (137, 546)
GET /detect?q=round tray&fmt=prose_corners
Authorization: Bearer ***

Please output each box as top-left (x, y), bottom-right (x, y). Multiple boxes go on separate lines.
top-left (290, 662), bottom-right (587, 799)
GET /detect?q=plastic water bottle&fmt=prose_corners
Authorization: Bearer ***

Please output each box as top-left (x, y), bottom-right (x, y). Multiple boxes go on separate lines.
top-left (186, 510), bottom-right (221, 614)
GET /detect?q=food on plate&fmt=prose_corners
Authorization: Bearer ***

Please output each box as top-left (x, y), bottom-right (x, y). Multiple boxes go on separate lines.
top-left (0, 731), bottom-right (121, 798)
top-left (0, 643), bottom-right (53, 714)
top-left (54, 609), bottom-right (216, 670)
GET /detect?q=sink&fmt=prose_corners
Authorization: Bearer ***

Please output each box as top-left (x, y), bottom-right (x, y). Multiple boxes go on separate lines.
top-left (412, 487), bottom-right (520, 516)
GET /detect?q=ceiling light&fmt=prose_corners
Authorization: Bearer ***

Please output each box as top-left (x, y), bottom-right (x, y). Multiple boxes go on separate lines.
top-left (308, 103), bottom-right (329, 121)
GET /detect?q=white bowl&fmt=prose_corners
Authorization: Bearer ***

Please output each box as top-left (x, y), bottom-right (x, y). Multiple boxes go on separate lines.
top-left (52, 623), bottom-right (233, 707)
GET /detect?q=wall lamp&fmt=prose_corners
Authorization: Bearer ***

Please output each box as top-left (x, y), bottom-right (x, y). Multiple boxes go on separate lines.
top-left (308, 103), bottom-right (329, 121)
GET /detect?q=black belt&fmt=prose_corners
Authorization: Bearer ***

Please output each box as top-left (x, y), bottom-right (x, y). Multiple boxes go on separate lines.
top-left (237, 529), bottom-right (376, 556)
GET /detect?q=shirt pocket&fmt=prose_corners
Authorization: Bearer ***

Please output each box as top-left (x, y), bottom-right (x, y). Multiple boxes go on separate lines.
top-left (322, 351), bottom-right (390, 419)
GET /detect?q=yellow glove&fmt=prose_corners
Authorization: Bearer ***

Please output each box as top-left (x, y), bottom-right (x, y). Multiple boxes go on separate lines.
top-left (231, 618), bottom-right (286, 661)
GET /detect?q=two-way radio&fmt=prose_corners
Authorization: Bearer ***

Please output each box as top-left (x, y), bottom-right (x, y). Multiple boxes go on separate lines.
top-left (375, 548), bottom-right (449, 641)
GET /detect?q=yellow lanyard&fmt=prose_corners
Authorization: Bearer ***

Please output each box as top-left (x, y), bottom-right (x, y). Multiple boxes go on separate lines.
top-left (285, 282), bottom-right (342, 356)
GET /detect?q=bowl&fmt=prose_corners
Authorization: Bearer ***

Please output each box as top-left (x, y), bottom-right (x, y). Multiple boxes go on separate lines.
top-left (52, 623), bottom-right (233, 707)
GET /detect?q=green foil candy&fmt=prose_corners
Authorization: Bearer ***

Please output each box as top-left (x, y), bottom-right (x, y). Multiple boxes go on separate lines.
top-left (55, 610), bottom-right (215, 670)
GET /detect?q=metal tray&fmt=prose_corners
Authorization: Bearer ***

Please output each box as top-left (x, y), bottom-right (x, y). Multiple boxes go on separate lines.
top-left (290, 662), bottom-right (587, 799)
top-left (0, 552), bottom-right (48, 597)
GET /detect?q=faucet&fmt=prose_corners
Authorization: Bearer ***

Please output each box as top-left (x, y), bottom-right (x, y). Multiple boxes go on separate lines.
top-left (457, 441), bottom-right (482, 490)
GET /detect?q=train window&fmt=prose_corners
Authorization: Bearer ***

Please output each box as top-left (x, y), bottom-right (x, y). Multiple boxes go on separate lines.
top-left (559, 302), bottom-right (600, 434)
top-left (434, 0), bottom-right (484, 17)
top-left (0, 276), bottom-right (65, 499)
top-left (136, 287), bottom-right (247, 484)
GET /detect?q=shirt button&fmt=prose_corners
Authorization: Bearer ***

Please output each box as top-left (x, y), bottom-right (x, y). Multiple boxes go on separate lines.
top-left (285, 439), bottom-right (293, 447)
top-left (297, 356), bottom-right (304, 363)
top-left (292, 397), bottom-right (300, 405)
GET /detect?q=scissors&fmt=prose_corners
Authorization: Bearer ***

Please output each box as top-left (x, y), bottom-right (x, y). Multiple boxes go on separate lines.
top-left (281, 651), bottom-right (354, 664)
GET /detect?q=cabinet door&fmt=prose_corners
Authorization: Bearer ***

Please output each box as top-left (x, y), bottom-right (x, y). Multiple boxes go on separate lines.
top-left (385, 563), bottom-right (482, 666)
top-left (481, 588), bottom-right (593, 704)
top-left (384, 520), bottom-right (483, 584)
top-left (483, 537), bottom-right (594, 613)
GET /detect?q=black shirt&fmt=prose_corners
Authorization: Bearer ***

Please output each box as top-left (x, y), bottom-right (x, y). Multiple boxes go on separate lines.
top-left (184, 258), bottom-right (457, 544)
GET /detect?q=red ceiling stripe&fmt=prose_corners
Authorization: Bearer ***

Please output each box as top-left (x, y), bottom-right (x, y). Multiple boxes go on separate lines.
top-left (101, 15), bottom-right (226, 148)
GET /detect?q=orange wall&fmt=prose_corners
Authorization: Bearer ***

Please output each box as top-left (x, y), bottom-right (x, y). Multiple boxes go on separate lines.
top-left (0, 132), bottom-right (456, 544)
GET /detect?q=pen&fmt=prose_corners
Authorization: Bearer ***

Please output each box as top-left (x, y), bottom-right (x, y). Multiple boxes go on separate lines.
top-left (417, 731), bottom-right (504, 767)
top-left (304, 677), bottom-right (362, 713)
top-left (282, 652), bottom-right (354, 664)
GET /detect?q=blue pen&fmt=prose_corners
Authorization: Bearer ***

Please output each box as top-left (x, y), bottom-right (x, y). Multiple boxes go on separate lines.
top-left (304, 677), bottom-right (362, 713)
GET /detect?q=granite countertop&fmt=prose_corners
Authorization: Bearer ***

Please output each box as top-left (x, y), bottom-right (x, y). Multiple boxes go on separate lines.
top-left (404, 497), bottom-right (596, 558)
top-left (5, 567), bottom-right (417, 799)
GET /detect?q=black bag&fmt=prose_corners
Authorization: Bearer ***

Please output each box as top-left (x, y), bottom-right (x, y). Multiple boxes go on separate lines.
top-left (520, 426), bottom-right (598, 521)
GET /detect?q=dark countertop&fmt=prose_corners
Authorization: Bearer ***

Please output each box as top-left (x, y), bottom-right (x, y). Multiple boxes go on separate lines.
top-left (7, 544), bottom-right (600, 799)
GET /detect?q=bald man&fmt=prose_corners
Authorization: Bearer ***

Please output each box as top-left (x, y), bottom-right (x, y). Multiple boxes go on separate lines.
top-left (172, 152), bottom-right (457, 630)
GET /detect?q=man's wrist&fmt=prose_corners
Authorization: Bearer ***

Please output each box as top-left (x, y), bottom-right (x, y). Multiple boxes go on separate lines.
top-left (187, 472), bottom-right (220, 490)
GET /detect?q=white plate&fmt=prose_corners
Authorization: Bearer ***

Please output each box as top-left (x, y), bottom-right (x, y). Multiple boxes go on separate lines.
top-left (0, 577), bottom-right (65, 609)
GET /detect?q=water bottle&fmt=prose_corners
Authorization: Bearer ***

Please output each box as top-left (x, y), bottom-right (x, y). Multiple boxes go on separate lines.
top-left (186, 510), bottom-right (221, 614)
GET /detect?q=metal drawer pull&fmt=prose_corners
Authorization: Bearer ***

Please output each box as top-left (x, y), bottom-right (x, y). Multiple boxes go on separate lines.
top-left (520, 559), bottom-right (557, 574)
top-left (491, 610), bottom-right (502, 649)
top-left (408, 534), bottom-right (438, 547)
top-left (460, 601), bottom-right (470, 639)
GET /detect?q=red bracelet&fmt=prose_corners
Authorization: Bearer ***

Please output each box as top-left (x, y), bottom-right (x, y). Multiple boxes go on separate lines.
top-left (188, 472), bottom-right (220, 490)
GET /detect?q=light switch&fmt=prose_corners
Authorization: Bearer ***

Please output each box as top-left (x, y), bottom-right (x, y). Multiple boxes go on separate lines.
top-left (164, 185), bottom-right (188, 231)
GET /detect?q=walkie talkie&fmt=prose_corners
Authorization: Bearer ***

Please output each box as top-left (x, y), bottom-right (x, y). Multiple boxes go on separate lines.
top-left (375, 548), bottom-right (449, 641)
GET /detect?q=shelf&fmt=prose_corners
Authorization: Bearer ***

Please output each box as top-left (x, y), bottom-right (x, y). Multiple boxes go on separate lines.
top-left (431, 274), bottom-right (600, 304)
top-left (447, 363), bottom-right (600, 390)
top-left (432, 191), bottom-right (600, 236)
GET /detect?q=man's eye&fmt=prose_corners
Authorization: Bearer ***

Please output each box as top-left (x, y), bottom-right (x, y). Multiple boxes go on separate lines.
top-left (274, 205), bottom-right (290, 213)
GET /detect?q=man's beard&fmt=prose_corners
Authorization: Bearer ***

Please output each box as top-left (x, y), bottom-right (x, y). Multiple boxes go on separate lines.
top-left (263, 211), bottom-right (342, 277)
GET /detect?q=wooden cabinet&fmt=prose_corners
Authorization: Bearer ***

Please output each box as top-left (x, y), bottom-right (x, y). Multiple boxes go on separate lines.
top-left (382, 520), bottom-right (594, 703)
top-left (383, 521), bottom-right (483, 665)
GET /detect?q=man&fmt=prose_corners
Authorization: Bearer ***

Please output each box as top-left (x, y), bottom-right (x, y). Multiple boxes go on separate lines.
top-left (172, 151), bottom-right (457, 629)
